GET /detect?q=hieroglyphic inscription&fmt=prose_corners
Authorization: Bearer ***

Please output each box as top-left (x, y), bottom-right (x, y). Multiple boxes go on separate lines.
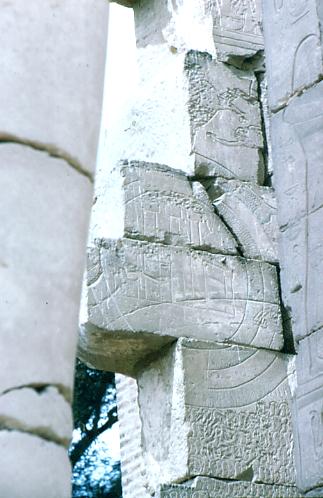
top-left (211, 0), bottom-right (264, 61)
top-left (263, 0), bottom-right (322, 109)
top-left (137, 339), bottom-right (296, 491)
top-left (87, 238), bottom-right (283, 352)
top-left (185, 51), bottom-right (264, 182)
top-left (157, 477), bottom-right (302, 498)
top-left (292, 330), bottom-right (323, 491)
top-left (271, 81), bottom-right (323, 342)
top-left (122, 161), bottom-right (237, 254)
top-left (209, 178), bottom-right (278, 262)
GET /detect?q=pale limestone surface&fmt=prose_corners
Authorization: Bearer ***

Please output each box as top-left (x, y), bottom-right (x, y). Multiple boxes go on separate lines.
top-left (137, 339), bottom-right (296, 492)
top-left (263, 0), bottom-right (323, 109)
top-left (157, 476), bottom-right (302, 498)
top-left (80, 237), bottom-right (283, 374)
top-left (0, 431), bottom-right (71, 498)
top-left (0, 0), bottom-right (108, 173)
top-left (211, 0), bottom-right (264, 63)
top-left (115, 374), bottom-right (150, 498)
top-left (271, 81), bottom-right (323, 343)
top-left (207, 178), bottom-right (279, 263)
top-left (0, 144), bottom-right (92, 398)
top-left (292, 329), bottom-right (323, 493)
top-left (0, 387), bottom-right (73, 447)
top-left (118, 47), bottom-right (264, 181)
top-left (92, 160), bottom-right (237, 251)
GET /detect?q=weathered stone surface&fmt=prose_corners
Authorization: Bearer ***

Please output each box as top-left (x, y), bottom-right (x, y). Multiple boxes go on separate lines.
top-left (211, 0), bottom-right (264, 63)
top-left (207, 178), bottom-right (278, 263)
top-left (0, 387), bottom-right (72, 447)
top-left (0, 431), bottom-right (71, 498)
top-left (263, 0), bottom-right (323, 109)
top-left (0, 144), bottom-right (92, 398)
top-left (95, 160), bottom-right (237, 252)
top-left (157, 476), bottom-right (302, 498)
top-left (115, 374), bottom-right (150, 498)
top-left (187, 51), bottom-right (264, 181)
top-left (137, 338), bottom-right (296, 492)
top-left (107, 45), bottom-right (263, 181)
top-left (79, 238), bottom-right (283, 374)
top-left (271, 81), bottom-right (323, 342)
top-left (292, 329), bottom-right (323, 493)
top-left (0, 0), bottom-right (108, 173)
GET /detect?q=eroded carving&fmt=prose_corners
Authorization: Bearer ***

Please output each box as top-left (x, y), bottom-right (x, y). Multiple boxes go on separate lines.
top-left (137, 339), bottom-right (296, 491)
top-left (186, 51), bottom-right (264, 182)
top-left (81, 238), bottom-right (283, 375)
top-left (211, 0), bottom-right (264, 62)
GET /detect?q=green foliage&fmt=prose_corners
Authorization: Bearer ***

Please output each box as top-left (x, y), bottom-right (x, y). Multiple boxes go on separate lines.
top-left (70, 359), bottom-right (122, 498)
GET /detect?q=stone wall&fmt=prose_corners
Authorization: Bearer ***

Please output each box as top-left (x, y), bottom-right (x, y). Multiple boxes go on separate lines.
top-left (263, 2), bottom-right (323, 496)
top-left (79, 1), bottom-right (310, 497)
top-left (0, 2), bottom-right (108, 497)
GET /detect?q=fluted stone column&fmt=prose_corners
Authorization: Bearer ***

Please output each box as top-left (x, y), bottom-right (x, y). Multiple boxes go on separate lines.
top-left (0, 2), bottom-right (108, 497)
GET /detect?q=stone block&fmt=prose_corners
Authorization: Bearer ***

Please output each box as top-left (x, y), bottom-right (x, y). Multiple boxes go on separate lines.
top-left (0, 431), bottom-right (71, 498)
top-left (0, 0), bottom-right (108, 173)
top-left (271, 81), bottom-right (323, 342)
top-left (0, 387), bottom-right (73, 447)
top-left (292, 329), bottom-right (323, 493)
top-left (93, 160), bottom-right (237, 252)
top-left (79, 237), bottom-right (283, 374)
top-left (115, 374), bottom-right (150, 498)
top-left (263, 0), bottom-right (323, 109)
top-left (211, 0), bottom-right (264, 63)
top-left (207, 178), bottom-right (278, 263)
top-left (107, 48), bottom-right (263, 181)
top-left (137, 338), bottom-right (296, 492)
top-left (157, 476), bottom-right (302, 498)
top-left (0, 144), bottom-right (92, 398)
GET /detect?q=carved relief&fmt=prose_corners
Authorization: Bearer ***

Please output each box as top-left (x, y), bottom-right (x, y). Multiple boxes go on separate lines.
top-left (185, 51), bottom-right (264, 182)
top-left (207, 178), bottom-right (279, 263)
top-left (263, 0), bottom-right (322, 109)
top-left (272, 81), bottom-right (323, 342)
top-left (211, 0), bottom-right (264, 61)
top-left (137, 339), bottom-right (296, 492)
top-left (84, 238), bottom-right (283, 374)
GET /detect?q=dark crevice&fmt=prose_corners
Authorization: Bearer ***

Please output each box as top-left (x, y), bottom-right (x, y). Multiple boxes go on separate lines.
top-left (0, 133), bottom-right (94, 182)
top-left (276, 267), bottom-right (296, 355)
top-left (256, 70), bottom-right (272, 187)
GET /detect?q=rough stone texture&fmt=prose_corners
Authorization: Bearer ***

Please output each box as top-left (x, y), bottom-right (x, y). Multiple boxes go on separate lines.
top-left (271, 81), bottom-right (323, 343)
top-left (105, 0), bottom-right (264, 181)
top-left (206, 178), bottom-right (279, 263)
top-left (0, 0), bottom-right (108, 173)
top-left (137, 338), bottom-right (296, 492)
top-left (0, 431), bottom-right (71, 498)
top-left (187, 51), bottom-right (264, 181)
top-left (79, 237), bottom-right (283, 374)
top-left (263, 0), bottom-right (323, 110)
top-left (115, 374), bottom-right (150, 498)
top-left (0, 144), bottom-right (92, 398)
top-left (211, 0), bottom-right (264, 63)
top-left (157, 476), bottom-right (302, 498)
top-left (95, 160), bottom-right (238, 251)
top-left (0, 387), bottom-right (73, 447)
top-left (292, 329), bottom-right (323, 493)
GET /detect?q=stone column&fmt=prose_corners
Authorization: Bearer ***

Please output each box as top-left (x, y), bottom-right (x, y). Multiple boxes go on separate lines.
top-left (262, 2), bottom-right (323, 496)
top-left (80, 0), bottom-right (301, 496)
top-left (0, 2), bottom-right (108, 497)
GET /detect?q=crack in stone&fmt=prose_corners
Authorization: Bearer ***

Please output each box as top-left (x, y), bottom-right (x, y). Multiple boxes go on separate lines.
top-left (271, 74), bottom-right (323, 114)
top-left (0, 133), bottom-right (94, 182)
